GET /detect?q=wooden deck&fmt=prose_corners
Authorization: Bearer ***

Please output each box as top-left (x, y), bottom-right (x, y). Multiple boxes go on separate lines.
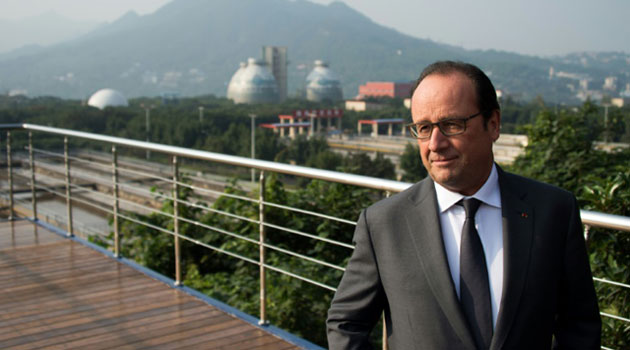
top-left (0, 219), bottom-right (304, 350)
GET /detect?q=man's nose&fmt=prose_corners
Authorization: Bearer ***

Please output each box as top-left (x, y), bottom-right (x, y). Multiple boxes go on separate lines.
top-left (428, 125), bottom-right (448, 151)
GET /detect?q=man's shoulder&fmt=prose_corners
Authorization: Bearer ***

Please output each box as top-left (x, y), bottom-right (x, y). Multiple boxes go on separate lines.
top-left (366, 177), bottom-right (432, 213)
top-left (499, 169), bottom-right (575, 200)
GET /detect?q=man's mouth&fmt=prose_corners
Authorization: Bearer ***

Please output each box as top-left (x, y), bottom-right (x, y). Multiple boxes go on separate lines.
top-left (430, 156), bottom-right (457, 166)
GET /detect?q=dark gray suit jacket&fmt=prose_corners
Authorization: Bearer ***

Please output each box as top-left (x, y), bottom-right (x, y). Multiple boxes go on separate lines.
top-left (327, 168), bottom-right (601, 349)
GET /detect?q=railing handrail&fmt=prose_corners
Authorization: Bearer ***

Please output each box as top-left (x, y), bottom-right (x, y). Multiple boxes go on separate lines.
top-left (1, 123), bottom-right (629, 232)
top-left (5, 123), bottom-right (410, 192)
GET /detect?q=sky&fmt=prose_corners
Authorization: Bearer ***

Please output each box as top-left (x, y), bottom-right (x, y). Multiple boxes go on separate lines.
top-left (1, 0), bottom-right (629, 57)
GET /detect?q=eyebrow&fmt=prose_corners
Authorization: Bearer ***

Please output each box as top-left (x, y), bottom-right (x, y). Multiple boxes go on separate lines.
top-left (415, 114), bottom-right (466, 123)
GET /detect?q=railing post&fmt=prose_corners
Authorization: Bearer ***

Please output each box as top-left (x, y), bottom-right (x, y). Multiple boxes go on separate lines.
top-left (6, 131), bottom-right (14, 221)
top-left (173, 155), bottom-right (181, 286)
top-left (258, 170), bottom-right (268, 325)
top-left (29, 132), bottom-right (38, 221)
top-left (583, 224), bottom-right (591, 243)
top-left (64, 137), bottom-right (73, 237)
top-left (112, 145), bottom-right (120, 258)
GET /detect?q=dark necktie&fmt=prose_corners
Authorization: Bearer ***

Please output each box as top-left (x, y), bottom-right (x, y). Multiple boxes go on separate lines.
top-left (459, 198), bottom-right (492, 350)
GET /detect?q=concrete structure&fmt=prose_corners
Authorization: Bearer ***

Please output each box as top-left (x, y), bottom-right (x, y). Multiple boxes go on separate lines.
top-left (294, 109), bottom-right (343, 136)
top-left (260, 120), bottom-right (311, 139)
top-left (358, 81), bottom-right (414, 99)
top-left (345, 100), bottom-right (385, 112)
top-left (357, 119), bottom-right (406, 138)
top-left (226, 58), bottom-right (279, 104)
top-left (87, 89), bottom-right (129, 110)
top-left (611, 97), bottom-right (627, 108)
top-left (306, 60), bottom-right (343, 102)
top-left (262, 46), bottom-right (288, 102)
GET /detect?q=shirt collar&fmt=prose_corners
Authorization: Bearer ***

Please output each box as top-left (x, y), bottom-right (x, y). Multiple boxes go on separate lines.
top-left (434, 163), bottom-right (501, 213)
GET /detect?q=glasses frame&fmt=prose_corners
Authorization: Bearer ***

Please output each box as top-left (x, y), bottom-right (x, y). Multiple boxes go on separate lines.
top-left (406, 110), bottom-right (486, 139)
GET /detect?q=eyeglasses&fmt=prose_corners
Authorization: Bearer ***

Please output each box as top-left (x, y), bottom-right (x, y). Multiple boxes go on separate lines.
top-left (406, 111), bottom-right (485, 139)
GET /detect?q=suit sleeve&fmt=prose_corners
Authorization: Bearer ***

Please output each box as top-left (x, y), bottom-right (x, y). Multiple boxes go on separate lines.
top-left (553, 195), bottom-right (601, 349)
top-left (327, 209), bottom-right (385, 350)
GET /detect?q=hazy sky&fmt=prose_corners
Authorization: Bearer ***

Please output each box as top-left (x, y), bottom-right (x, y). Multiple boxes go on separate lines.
top-left (1, 0), bottom-right (629, 57)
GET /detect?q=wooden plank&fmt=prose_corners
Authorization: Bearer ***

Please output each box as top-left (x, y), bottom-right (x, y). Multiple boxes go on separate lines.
top-left (13, 305), bottom-right (224, 350)
top-left (0, 220), bottom-right (307, 350)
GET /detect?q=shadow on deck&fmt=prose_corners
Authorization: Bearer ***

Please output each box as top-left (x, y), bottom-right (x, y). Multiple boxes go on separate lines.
top-left (0, 218), bottom-right (308, 350)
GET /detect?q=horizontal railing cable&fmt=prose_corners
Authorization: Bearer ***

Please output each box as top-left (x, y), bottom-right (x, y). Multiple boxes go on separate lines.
top-left (263, 221), bottom-right (354, 249)
top-left (114, 164), bottom-right (175, 183)
top-left (175, 215), bottom-right (259, 246)
top-left (262, 200), bottom-right (357, 226)
top-left (263, 242), bottom-right (346, 272)
top-left (175, 197), bottom-right (259, 225)
top-left (262, 263), bottom-right (337, 292)
top-left (176, 181), bottom-right (259, 204)
top-left (593, 277), bottom-right (630, 290)
top-left (600, 312), bottom-right (630, 323)
top-left (114, 211), bottom-right (259, 266)
top-left (31, 147), bottom-right (64, 159)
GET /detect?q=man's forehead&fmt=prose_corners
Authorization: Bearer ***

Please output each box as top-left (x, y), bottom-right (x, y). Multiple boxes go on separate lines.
top-left (411, 73), bottom-right (476, 116)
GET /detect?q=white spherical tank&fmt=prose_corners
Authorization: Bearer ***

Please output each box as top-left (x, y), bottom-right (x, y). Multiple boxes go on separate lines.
top-left (87, 89), bottom-right (129, 110)
top-left (226, 58), bottom-right (279, 104)
top-left (306, 60), bottom-right (343, 102)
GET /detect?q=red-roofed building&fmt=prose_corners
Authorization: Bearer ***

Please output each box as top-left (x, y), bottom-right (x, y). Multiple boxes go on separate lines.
top-left (358, 82), bottom-right (414, 99)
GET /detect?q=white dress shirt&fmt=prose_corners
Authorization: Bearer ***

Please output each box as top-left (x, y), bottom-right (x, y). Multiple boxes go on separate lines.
top-left (434, 164), bottom-right (503, 328)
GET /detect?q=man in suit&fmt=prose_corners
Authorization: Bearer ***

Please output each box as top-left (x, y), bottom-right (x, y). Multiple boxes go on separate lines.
top-left (327, 61), bottom-right (601, 349)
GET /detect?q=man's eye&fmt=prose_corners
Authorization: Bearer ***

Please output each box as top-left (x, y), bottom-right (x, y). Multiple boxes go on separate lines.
top-left (441, 120), bottom-right (462, 131)
top-left (417, 124), bottom-right (431, 133)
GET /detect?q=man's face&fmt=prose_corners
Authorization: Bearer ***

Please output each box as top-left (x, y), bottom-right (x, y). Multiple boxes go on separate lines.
top-left (410, 72), bottom-right (500, 195)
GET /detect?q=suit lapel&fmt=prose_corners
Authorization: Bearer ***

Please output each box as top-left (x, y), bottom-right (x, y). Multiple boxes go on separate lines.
top-left (403, 179), bottom-right (476, 349)
top-left (491, 169), bottom-right (534, 350)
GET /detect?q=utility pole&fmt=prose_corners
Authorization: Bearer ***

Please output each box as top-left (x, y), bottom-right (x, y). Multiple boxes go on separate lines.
top-left (250, 114), bottom-right (257, 183)
top-left (198, 106), bottom-right (204, 123)
top-left (141, 103), bottom-right (154, 160)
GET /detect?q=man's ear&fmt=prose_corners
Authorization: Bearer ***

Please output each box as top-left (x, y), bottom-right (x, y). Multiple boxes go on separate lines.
top-left (488, 109), bottom-right (501, 141)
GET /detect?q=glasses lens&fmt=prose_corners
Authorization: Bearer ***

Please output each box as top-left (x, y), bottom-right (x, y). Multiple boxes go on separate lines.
top-left (439, 119), bottom-right (466, 135)
top-left (415, 123), bottom-right (432, 138)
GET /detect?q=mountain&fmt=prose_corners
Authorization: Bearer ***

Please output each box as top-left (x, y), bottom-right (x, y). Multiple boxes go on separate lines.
top-left (0, 11), bottom-right (101, 54)
top-left (0, 0), bottom-right (627, 103)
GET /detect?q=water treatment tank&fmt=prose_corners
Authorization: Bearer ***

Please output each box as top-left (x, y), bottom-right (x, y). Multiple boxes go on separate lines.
top-left (87, 89), bottom-right (129, 109)
top-left (306, 60), bottom-right (342, 102)
top-left (226, 58), bottom-right (279, 104)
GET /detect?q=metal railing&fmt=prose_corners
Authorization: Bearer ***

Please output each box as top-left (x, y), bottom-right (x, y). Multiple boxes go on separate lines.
top-left (1, 123), bottom-right (629, 349)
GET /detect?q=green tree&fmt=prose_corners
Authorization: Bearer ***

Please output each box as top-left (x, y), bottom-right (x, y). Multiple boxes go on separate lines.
top-left (400, 143), bottom-right (427, 182)
top-left (510, 101), bottom-right (604, 193)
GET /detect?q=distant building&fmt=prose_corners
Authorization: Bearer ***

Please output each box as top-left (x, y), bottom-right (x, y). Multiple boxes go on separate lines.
top-left (87, 89), bottom-right (129, 109)
top-left (8, 89), bottom-right (27, 97)
top-left (611, 97), bottom-right (629, 108)
top-left (306, 60), bottom-right (343, 102)
top-left (226, 58), bottom-right (279, 104)
top-left (345, 100), bottom-right (385, 112)
top-left (358, 81), bottom-right (414, 99)
top-left (603, 76), bottom-right (618, 91)
top-left (262, 46), bottom-right (288, 102)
